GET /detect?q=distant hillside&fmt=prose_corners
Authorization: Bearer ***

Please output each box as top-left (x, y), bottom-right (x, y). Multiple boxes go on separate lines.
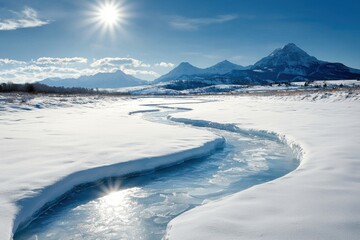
top-left (39, 70), bottom-right (148, 88)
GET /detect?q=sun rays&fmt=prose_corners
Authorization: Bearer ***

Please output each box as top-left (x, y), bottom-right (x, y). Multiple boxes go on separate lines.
top-left (85, 0), bottom-right (131, 39)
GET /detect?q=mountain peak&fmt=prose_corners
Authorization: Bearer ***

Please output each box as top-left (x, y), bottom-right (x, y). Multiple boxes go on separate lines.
top-left (219, 60), bottom-right (231, 64)
top-left (155, 60), bottom-right (247, 83)
top-left (92, 69), bottom-right (126, 77)
top-left (213, 60), bottom-right (236, 67)
top-left (178, 62), bottom-right (194, 67)
top-left (282, 43), bottom-right (308, 55)
top-left (254, 43), bottom-right (318, 68)
top-left (283, 43), bottom-right (299, 49)
top-left (153, 62), bottom-right (202, 83)
top-left (175, 62), bottom-right (199, 71)
top-left (206, 60), bottom-right (245, 74)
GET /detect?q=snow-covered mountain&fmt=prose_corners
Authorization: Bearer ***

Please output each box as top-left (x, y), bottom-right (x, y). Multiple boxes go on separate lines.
top-left (246, 43), bottom-right (360, 82)
top-left (39, 70), bottom-right (148, 88)
top-left (154, 62), bottom-right (203, 83)
top-left (155, 43), bottom-right (360, 86)
top-left (254, 43), bottom-right (319, 68)
top-left (204, 60), bottom-right (246, 74)
top-left (39, 44), bottom-right (360, 90)
top-left (154, 60), bottom-right (246, 83)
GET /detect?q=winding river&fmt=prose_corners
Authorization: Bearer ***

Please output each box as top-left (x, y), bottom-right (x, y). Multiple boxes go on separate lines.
top-left (14, 102), bottom-right (299, 240)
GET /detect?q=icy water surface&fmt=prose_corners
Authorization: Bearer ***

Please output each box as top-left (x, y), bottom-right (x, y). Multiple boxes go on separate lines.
top-left (15, 107), bottom-right (299, 240)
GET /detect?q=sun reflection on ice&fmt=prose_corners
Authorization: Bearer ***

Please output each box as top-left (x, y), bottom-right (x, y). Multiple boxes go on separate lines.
top-left (94, 185), bottom-right (145, 233)
top-left (102, 191), bottom-right (128, 206)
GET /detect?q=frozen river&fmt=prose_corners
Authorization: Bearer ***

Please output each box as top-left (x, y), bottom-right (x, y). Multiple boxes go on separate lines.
top-left (14, 104), bottom-right (299, 240)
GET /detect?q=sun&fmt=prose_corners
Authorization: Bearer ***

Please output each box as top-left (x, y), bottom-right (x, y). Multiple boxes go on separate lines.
top-left (96, 2), bottom-right (121, 26)
top-left (85, 0), bottom-right (130, 38)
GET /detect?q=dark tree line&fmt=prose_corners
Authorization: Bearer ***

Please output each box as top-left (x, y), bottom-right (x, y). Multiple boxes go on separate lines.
top-left (0, 82), bottom-right (129, 95)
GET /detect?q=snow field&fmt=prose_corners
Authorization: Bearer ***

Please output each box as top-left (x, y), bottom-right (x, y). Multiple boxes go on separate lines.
top-left (165, 93), bottom-right (360, 240)
top-left (0, 96), bottom-right (223, 240)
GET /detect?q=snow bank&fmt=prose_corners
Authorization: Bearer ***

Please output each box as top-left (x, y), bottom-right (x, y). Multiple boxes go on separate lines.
top-left (165, 91), bottom-right (360, 240)
top-left (0, 96), bottom-right (223, 240)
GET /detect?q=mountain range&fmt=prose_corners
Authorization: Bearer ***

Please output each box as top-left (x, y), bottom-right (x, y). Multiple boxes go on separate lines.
top-left (155, 43), bottom-right (360, 85)
top-left (39, 43), bottom-right (360, 89)
top-left (154, 60), bottom-right (247, 83)
top-left (39, 70), bottom-right (147, 88)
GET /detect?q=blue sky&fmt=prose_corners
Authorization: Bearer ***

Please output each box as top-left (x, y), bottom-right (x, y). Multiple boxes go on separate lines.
top-left (0, 0), bottom-right (359, 82)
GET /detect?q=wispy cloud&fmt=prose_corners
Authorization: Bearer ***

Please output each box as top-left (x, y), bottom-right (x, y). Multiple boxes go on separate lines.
top-left (170, 14), bottom-right (238, 31)
top-left (91, 57), bottom-right (150, 68)
top-left (0, 7), bottom-right (49, 31)
top-left (155, 62), bottom-right (175, 68)
top-left (122, 68), bottom-right (160, 78)
top-left (35, 57), bottom-right (88, 65)
top-left (0, 58), bottom-right (27, 65)
top-left (0, 57), bottom-right (161, 82)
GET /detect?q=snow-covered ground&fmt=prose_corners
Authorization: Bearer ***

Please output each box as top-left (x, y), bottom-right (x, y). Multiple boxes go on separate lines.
top-left (1, 89), bottom-right (359, 240)
top-left (108, 79), bottom-right (360, 95)
top-left (165, 91), bottom-right (360, 240)
top-left (0, 95), bottom-right (223, 240)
